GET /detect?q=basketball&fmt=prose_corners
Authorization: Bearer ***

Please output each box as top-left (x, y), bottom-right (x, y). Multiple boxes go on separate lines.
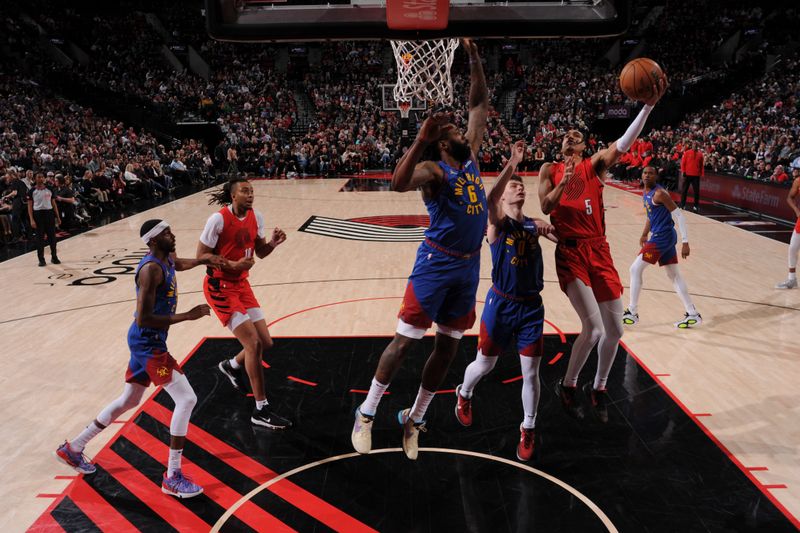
top-left (619, 58), bottom-right (665, 102)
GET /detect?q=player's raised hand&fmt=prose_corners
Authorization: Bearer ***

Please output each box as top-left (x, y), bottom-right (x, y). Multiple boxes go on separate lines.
top-left (461, 38), bottom-right (479, 58)
top-left (644, 72), bottom-right (668, 107)
top-left (418, 112), bottom-right (453, 144)
top-left (510, 140), bottom-right (526, 166)
top-left (562, 156), bottom-right (576, 184)
top-left (681, 242), bottom-right (690, 259)
top-left (270, 227), bottom-right (287, 247)
top-left (186, 304), bottom-right (211, 320)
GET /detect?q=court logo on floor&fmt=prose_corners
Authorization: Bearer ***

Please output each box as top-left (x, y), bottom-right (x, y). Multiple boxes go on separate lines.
top-left (299, 215), bottom-right (429, 242)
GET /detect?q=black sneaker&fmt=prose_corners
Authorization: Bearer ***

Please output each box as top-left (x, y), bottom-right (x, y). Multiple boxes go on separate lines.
top-left (38, 259), bottom-right (46, 267)
top-left (555, 378), bottom-right (584, 420)
top-left (582, 382), bottom-right (609, 423)
top-left (218, 359), bottom-right (248, 392)
top-left (51, 256), bottom-right (61, 265)
top-left (251, 406), bottom-right (292, 429)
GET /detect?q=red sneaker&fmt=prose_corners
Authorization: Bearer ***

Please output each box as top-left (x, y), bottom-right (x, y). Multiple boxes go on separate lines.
top-left (454, 384), bottom-right (472, 427)
top-left (516, 425), bottom-right (535, 462)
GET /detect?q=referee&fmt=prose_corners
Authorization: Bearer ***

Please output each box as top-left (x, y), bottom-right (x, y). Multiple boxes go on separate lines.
top-left (27, 172), bottom-right (61, 266)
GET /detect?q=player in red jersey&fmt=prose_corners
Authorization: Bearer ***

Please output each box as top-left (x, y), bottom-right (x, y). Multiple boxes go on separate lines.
top-left (538, 77), bottom-right (666, 423)
top-left (197, 176), bottom-right (292, 429)
top-left (775, 175), bottom-right (800, 289)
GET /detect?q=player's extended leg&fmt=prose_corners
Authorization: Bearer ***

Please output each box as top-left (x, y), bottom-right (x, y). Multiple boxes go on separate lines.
top-left (776, 231), bottom-right (800, 289)
top-left (160, 373), bottom-right (203, 498)
top-left (664, 264), bottom-right (702, 328)
top-left (583, 298), bottom-right (624, 423)
top-left (56, 383), bottom-right (146, 474)
top-left (456, 350), bottom-right (498, 427)
top-left (352, 332), bottom-right (418, 454)
top-left (558, 280), bottom-right (603, 419)
top-left (517, 352), bottom-right (541, 462)
top-left (624, 255), bottom-right (649, 325)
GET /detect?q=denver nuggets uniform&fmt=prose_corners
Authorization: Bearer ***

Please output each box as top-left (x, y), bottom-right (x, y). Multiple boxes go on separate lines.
top-left (640, 184), bottom-right (678, 266)
top-left (398, 158), bottom-right (488, 331)
top-left (478, 216), bottom-right (545, 357)
top-left (126, 254), bottom-right (182, 386)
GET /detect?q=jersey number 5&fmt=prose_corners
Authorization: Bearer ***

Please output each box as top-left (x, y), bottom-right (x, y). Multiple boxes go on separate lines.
top-left (584, 199), bottom-right (593, 215)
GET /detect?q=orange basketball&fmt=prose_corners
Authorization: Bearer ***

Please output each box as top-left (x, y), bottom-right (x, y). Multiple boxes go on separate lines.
top-left (619, 58), bottom-right (665, 102)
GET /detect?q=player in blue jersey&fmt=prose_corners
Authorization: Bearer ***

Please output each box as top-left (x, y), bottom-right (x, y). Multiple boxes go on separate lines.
top-left (352, 39), bottom-right (489, 460)
top-left (453, 141), bottom-right (555, 462)
top-left (55, 219), bottom-right (224, 498)
top-left (623, 166), bottom-right (702, 328)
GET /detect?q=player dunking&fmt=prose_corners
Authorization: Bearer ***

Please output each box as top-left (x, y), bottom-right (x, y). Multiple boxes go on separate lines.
top-left (453, 141), bottom-right (555, 462)
top-left (775, 175), bottom-right (800, 289)
top-left (538, 78), bottom-right (666, 423)
top-left (55, 220), bottom-right (221, 498)
top-left (622, 166), bottom-right (702, 328)
top-left (197, 177), bottom-right (291, 429)
top-left (351, 38), bottom-right (488, 460)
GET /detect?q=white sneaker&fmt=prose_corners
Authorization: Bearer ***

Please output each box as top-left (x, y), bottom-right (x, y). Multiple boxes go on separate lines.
top-left (351, 407), bottom-right (374, 454)
top-left (622, 308), bottom-right (639, 325)
top-left (398, 408), bottom-right (426, 461)
top-left (675, 313), bottom-right (702, 329)
top-left (775, 278), bottom-right (798, 289)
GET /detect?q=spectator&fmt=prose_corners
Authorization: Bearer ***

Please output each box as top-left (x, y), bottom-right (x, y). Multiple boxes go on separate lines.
top-left (680, 140), bottom-right (704, 211)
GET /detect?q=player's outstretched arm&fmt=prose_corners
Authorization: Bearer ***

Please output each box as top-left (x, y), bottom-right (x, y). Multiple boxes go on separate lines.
top-left (463, 38), bottom-right (489, 156)
top-left (171, 253), bottom-right (225, 272)
top-left (655, 188), bottom-right (690, 258)
top-left (135, 262), bottom-right (210, 328)
top-left (392, 113), bottom-right (448, 192)
top-left (487, 140), bottom-right (524, 236)
top-left (787, 178), bottom-right (800, 218)
top-left (531, 217), bottom-right (558, 243)
top-left (592, 75), bottom-right (668, 174)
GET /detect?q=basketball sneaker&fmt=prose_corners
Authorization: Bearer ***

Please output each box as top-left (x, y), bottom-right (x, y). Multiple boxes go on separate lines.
top-left (454, 384), bottom-right (472, 427)
top-left (555, 378), bottom-right (583, 420)
top-left (775, 278), bottom-right (798, 289)
top-left (218, 359), bottom-right (247, 392)
top-left (55, 441), bottom-right (96, 474)
top-left (582, 382), bottom-right (609, 423)
top-left (251, 406), bottom-right (292, 429)
top-left (351, 407), bottom-right (374, 454)
top-left (398, 408), bottom-right (426, 460)
top-left (622, 308), bottom-right (639, 325)
top-left (516, 425), bottom-right (535, 462)
top-left (161, 470), bottom-right (203, 499)
top-left (674, 312), bottom-right (702, 329)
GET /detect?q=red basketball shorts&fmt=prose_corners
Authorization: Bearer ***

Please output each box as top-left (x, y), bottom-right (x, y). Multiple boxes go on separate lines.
top-left (125, 349), bottom-right (182, 387)
top-left (203, 276), bottom-right (261, 327)
top-left (555, 237), bottom-right (623, 302)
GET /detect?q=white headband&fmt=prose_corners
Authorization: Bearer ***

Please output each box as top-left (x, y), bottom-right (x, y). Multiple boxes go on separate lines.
top-left (141, 220), bottom-right (170, 245)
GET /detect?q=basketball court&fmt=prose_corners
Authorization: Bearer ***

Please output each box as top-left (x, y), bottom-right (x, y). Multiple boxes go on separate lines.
top-left (1, 176), bottom-right (797, 531)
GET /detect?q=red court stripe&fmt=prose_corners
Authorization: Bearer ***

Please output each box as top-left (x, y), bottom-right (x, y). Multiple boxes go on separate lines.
top-left (653, 373), bottom-right (671, 377)
top-left (124, 424), bottom-right (294, 532)
top-left (54, 476), bottom-right (77, 480)
top-left (287, 376), bottom-right (317, 387)
top-left (144, 402), bottom-right (377, 533)
top-left (435, 389), bottom-right (455, 394)
top-left (69, 478), bottom-right (138, 531)
top-left (502, 375), bottom-right (523, 384)
top-left (747, 467), bottom-right (769, 471)
top-left (693, 413), bottom-right (712, 417)
top-left (262, 361), bottom-right (271, 369)
top-left (27, 510), bottom-right (66, 532)
top-left (763, 485), bottom-right (788, 490)
top-left (547, 351), bottom-right (564, 365)
top-left (96, 450), bottom-right (210, 532)
top-left (349, 389), bottom-right (390, 395)
top-left (544, 319), bottom-right (567, 344)
top-left (36, 494), bottom-right (62, 499)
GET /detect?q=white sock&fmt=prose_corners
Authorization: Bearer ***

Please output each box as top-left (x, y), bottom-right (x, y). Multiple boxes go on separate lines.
top-left (460, 351), bottom-right (497, 399)
top-left (789, 272), bottom-right (797, 281)
top-left (229, 357), bottom-right (241, 370)
top-left (664, 264), bottom-right (696, 314)
top-left (255, 399), bottom-right (268, 410)
top-left (167, 448), bottom-right (183, 477)
top-left (628, 255), bottom-right (648, 315)
top-left (520, 355), bottom-right (540, 429)
top-left (70, 422), bottom-right (104, 453)
top-left (360, 377), bottom-right (389, 417)
top-left (409, 386), bottom-right (435, 423)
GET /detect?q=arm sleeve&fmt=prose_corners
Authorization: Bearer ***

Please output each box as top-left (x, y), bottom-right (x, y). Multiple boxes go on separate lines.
top-left (199, 212), bottom-right (224, 248)
top-left (672, 209), bottom-right (689, 243)
top-left (255, 210), bottom-right (266, 239)
top-left (615, 104), bottom-right (654, 153)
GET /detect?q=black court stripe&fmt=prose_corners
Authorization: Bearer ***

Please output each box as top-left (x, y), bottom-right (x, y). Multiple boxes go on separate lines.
top-left (82, 463), bottom-right (178, 532)
top-left (51, 496), bottom-right (103, 533)
top-left (139, 404), bottom-right (336, 532)
top-left (110, 436), bottom-right (253, 532)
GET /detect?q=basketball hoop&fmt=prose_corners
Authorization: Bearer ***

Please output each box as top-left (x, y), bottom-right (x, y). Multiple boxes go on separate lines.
top-left (391, 39), bottom-right (460, 107)
top-left (398, 101), bottom-right (411, 119)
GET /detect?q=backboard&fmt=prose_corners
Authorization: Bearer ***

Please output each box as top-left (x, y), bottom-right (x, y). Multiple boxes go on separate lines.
top-left (206, 0), bottom-right (631, 42)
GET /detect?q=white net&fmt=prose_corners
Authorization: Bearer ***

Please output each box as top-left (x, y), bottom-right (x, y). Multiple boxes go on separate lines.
top-left (391, 39), bottom-right (460, 107)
